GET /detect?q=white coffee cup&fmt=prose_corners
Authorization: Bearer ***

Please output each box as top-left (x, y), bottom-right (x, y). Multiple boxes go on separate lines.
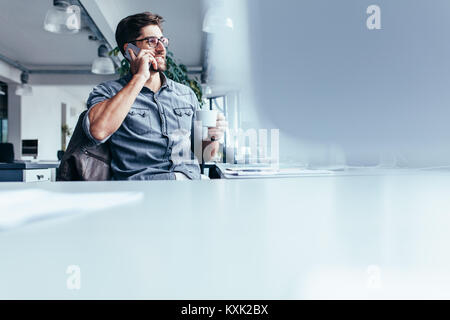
top-left (195, 109), bottom-right (218, 128)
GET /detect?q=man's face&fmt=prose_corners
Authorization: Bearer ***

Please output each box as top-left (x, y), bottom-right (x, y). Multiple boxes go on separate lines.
top-left (130, 24), bottom-right (167, 72)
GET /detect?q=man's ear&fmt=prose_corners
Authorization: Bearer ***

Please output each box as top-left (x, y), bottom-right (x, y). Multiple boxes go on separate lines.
top-left (123, 43), bottom-right (128, 54)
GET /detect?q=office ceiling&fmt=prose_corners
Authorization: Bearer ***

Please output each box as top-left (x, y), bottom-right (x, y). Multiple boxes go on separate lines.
top-left (0, 0), bottom-right (205, 69)
top-left (0, 0), bottom-right (99, 67)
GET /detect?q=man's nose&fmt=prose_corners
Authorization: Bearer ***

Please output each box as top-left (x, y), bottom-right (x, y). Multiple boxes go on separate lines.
top-left (156, 40), bottom-right (165, 52)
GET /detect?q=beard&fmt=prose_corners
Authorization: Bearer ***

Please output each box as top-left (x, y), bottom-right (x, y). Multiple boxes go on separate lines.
top-left (152, 56), bottom-right (167, 72)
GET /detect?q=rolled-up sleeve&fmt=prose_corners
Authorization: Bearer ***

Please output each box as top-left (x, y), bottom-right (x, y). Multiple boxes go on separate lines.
top-left (82, 83), bottom-right (113, 145)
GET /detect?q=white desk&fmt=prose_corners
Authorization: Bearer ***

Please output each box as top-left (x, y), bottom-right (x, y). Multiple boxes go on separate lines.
top-left (1, 169), bottom-right (450, 299)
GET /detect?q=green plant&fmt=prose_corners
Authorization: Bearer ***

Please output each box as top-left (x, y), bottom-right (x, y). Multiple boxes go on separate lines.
top-left (61, 124), bottom-right (72, 152)
top-left (61, 124), bottom-right (72, 137)
top-left (109, 47), bottom-right (203, 105)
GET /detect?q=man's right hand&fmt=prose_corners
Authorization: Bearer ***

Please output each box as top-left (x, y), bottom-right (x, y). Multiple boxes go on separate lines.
top-left (88, 48), bottom-right (158, 141)
top-left (128, 47), bottom-right (158, 80)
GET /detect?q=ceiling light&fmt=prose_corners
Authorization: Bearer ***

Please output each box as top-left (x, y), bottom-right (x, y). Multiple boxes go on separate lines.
top-left (15, 72), bottom-right (32, 96)
top-left (44, 0), bottom-right (81, 34)
top-left (91, 44), bottom-right (115, 75)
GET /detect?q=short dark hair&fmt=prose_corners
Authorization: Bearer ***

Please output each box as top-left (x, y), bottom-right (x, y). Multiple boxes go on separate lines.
top-left (115, 12), bottom-right (164, 55)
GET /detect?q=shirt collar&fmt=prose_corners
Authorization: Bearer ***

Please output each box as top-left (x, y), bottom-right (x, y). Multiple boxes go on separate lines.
top-left (159, 72), bottom-right (172, 91)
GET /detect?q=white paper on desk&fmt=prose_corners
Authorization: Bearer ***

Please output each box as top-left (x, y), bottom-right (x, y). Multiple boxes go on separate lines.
top-left (225, 166), bottom-right (275, 172)
top-left (0, 189), bottom-right (144, 230)
top-left (225, 168), bottom-right (335, 176)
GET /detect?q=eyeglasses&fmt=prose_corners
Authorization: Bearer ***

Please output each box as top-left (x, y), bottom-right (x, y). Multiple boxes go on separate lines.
top-left (130, 36), bottom-right (169, 48)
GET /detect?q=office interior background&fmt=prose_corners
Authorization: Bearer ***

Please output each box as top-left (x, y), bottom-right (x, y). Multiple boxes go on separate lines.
top-left (0, 0), bottom-right (213, 162)
top-left (2, 0), bottom-right (450, 167)
top-left (2, 0), bottom-right (450, 300)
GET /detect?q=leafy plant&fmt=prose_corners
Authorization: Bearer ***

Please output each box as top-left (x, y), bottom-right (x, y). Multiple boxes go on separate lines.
top-left (109, 47), bottom-right (203, 105)
top-left (61, 124), bottom-right (72, 137)
top-left (61, 124), bottom-right (72, 152)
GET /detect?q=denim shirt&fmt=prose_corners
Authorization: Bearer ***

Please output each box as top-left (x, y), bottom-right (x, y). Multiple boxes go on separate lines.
top-left (82, 72), bottom-right (201, 180)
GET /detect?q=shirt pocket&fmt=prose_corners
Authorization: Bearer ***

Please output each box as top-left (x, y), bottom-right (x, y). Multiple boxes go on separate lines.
top-left (173, 106), bottom-right (193, 132)
top-left (124, 108), bottom-right (152, 135)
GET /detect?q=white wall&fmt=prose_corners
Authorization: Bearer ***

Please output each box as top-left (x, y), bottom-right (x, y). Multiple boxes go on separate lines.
top-left (20, 86), bottom-right (93, 160)
top-left (0, 58), bottom-right (114, 161)
top-left (7, 85), bottom-right (21, 160)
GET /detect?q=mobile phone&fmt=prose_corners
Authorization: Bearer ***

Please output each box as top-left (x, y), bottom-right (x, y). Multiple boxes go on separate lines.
top-left (124, 43), bottom-right (141, 61)
top-left (124, 43), bottom-right (156, 70)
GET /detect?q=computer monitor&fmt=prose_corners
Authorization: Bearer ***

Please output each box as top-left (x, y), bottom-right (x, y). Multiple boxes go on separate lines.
top-left (22, 139), bottom-right (38, 159)
top-left (213, 0), bottom-right (450, 167)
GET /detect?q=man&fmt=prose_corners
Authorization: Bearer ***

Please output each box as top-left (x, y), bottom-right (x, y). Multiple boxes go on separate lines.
top-left (83, 12), bottom-right (227, 180)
